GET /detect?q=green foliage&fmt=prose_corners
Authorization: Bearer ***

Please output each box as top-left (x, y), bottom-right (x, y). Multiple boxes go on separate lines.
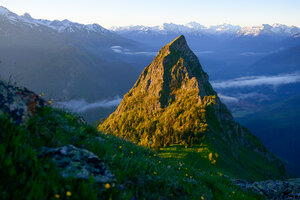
top-left (0, 107), bottom-right (263, 200)
top-left (99, 89), bottom-right (216, 149)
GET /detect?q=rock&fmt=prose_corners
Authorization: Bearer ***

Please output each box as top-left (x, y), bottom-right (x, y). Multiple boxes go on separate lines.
top-left (40, 145), bottom-right (116, 184)
top-left (0, 80), bottom-right (46, 123)
top-left (232, 178), bottom-right (300, 200)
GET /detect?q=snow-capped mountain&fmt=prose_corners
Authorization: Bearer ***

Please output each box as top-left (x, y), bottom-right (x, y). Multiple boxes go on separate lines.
top-left (237, 24), bottom-right (300, 37)
top-left (111, 22), bottom-right (300, 37)
top-left (0, 6), bottom-right (108, 34)
top-left (0, 6), bottom-right (140, 116)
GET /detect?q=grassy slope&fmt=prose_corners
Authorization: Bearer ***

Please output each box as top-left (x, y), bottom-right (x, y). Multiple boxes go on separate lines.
top-left (0, 106), bottom-right (264, 200)
top-left (203, 107), bottom-right (286, 181)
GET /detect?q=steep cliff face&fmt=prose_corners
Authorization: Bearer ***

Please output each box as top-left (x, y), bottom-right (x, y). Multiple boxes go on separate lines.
top-left (99, 35), bottom-right (286, 180)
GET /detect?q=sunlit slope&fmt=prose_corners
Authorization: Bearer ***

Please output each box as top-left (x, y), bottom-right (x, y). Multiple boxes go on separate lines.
top-left (99, 35), bottom-right (286, 180)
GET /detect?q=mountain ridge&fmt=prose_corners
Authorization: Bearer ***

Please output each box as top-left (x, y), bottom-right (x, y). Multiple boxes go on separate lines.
top-left (2, 6), bottom-right (298, 38)
top-left (0, 5), bottom-right (139, 102)
top-left (111, 22), bottom-right (300, 37)
top-left (99, 35), bottom-right (286, 180)
top-left (0, 6), bottom-right (109, 34)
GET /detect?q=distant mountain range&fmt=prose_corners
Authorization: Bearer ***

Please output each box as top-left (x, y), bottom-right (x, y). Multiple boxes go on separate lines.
top-left (111, 21), bottom-right (300, 80)
top-left (0, 6), bottom-right (139, 114)
top-left (111, 22), bottom-right (300, 38)
top-left (1, 6), bottom-right (111, 37)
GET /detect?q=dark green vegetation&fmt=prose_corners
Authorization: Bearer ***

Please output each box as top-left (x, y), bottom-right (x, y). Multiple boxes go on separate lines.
top-left (236, 95), bottom-right (300, 177)
top-left (100, 88), bottom-right (216, 149)
top-left (0, 106), bottom-right (265, 200)
top-left (99, 35), bottom-right (286, 181)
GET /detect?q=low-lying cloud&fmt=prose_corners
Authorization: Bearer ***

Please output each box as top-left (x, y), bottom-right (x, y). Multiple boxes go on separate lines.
top-left (54, 96), bottom-right (122, 113)
top-left (217, 92), bottom-right (270, 104)
top-left (111, 46), bottom-right (157, 56)
top-left (195, 50), bottom-right (215, 55)
top-left (240, 48), bottom-right (285, 56)
top-left (240, 52), bottom-right (269, 56)
top-left (218, 94), bottom-right (239, 103)
top-left (212, 73), bottom-right (300, 89)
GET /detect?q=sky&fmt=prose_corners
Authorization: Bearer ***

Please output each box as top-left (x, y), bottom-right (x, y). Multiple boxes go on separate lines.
top-left (1, 0), bottom-right (300, 28)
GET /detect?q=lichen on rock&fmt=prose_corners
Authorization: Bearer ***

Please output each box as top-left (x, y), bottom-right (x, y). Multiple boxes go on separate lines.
top-left (233, 178), bottom-right (300, 199)
top-left (0, 80), bottom-right (46, 123)
top-left (39, 145), bottom-right (116, 184)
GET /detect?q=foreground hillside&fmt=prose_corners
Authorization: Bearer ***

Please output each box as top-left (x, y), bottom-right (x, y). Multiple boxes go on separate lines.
top-left (0, 79), bottom-right (265, 200)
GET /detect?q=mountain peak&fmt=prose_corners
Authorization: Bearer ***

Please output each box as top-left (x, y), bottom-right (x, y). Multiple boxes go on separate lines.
top-left (22, 13), bottom-right (32, 20)
top-left (0, 6), bottom-right (10, 15)
top-left (99, 36), bottom-right (286, 179)
top-left (168, 35), bottom-right (187, 50)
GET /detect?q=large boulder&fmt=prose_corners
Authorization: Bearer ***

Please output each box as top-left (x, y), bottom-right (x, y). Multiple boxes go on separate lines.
top-left (0, 80), bottom-right (46, 123)
top-left (40, 145), bottom-right (116, 184)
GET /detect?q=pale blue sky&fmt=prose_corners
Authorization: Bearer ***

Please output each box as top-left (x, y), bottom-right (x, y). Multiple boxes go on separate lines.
top-left (1, 0), bottom-right (300, 28)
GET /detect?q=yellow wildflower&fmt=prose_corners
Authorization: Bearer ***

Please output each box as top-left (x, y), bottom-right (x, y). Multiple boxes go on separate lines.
top-left (119, 146), bottom-right (122, 149)
top-left (153, 171), bottom-right (157, 175)
top-left (66, 191), bottom-right (71, 197)
top-left (105, 183), bottom-right (111, 189)
top-left (55, 194), bottom-right (60, 199)
top-left (209, 153), bottom-right (213, 161)
top-left (201, 196), bottom-right (204, 200)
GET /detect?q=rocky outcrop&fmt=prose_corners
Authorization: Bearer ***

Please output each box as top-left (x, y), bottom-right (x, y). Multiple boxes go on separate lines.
top-left (40, 145), bottom-right (116, 184)
top-left (233, 178), bottom-right (300, 200)
top-left (0, 80), bottom-right (46, 123)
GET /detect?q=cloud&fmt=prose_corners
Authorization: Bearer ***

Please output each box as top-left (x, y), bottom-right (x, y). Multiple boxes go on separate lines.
top-left (111, 46), bottom-right (157, 56)
top-left (240, 52), bottom-right (269, 56)
top-left (218, 93), bottom-right (239, 103)
top-left (235, 92), bottom-right (269, 100)
top-left (195, 50), bottom-right (215, 55)
top-left (212, 73), bottom-right (300, 89)
top-left (54, 96), bottom-right (122, 113)
top-left (240, 48), bottom-right (285, 56)
top-left (218, 92), bottom-right (270, 105)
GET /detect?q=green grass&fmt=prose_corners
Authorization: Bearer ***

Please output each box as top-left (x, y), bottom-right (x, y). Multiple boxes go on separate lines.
top-left (0, 106), bottom-right (264, 199)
